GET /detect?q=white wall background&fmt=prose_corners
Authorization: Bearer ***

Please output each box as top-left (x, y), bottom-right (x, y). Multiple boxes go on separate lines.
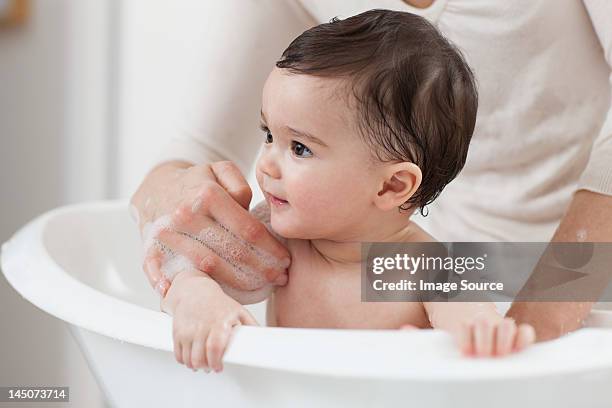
top-left (114, 0), bottom-right (189, 198)
top-left (0, 1), bottom-right (110, 406)
top-left (114, 0), bottom-right (277, 202)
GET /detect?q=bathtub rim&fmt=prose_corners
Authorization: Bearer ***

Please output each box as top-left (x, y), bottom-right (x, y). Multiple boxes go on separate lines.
top-left (2, 199), bottom-right (612, 382)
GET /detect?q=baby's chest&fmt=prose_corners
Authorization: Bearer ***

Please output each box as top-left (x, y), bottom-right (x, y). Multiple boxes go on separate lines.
top-left (268, 245), bottom-right (428, 329)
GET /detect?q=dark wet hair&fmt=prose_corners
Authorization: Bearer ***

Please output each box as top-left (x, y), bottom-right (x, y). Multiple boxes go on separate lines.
top-left (276, 9), bottom-right (478, 215)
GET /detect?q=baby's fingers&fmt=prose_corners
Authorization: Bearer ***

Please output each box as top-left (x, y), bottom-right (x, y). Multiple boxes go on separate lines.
top-left (513, 324), bottom-right (536, 352)
top-left (239, 308), bottom-right (259, 326)
top-left (182, 339), bottom-right (193, 369)
top-left (494, 318), bottom-right (517, 356)
top-left (473, 319), bottom-right (495, 357)
top-left (457, 322), bottom-right (474, 356)
top-left (206, 323), bottom-right (233, 373)
top-left (174, 337), bottom-right (183, 365)
top-left (191, 336), bottom-right (210, 372)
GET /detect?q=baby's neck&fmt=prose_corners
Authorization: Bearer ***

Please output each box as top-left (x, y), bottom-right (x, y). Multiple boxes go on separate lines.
top-left (309, 214), bottom-right (430, 266)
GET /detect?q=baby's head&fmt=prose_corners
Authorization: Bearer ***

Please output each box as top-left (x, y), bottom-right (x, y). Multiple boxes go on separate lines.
top-left (256, 9), bottom-right (477, 240)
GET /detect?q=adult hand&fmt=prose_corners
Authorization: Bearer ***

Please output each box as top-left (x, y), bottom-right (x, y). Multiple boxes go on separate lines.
top-left (130, 160), bottom-right (290, 299)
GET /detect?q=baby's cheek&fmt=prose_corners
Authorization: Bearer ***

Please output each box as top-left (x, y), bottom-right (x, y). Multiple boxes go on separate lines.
top-left (295, 183), bottom-right (359, 224)
top-left (278, 169), bottom-right (370, 237)
top-left (268, 186), bottom-right (327, 237)
top-left (292, 184), bottom-right (334, 215)
top-left (255, 169), bottom-right (264, 192)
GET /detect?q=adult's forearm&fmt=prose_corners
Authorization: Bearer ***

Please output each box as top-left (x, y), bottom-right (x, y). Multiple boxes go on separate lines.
top-left (506, 190), bottom-right (612, 341)
top-left (130, 160), bottom-right (194, 226)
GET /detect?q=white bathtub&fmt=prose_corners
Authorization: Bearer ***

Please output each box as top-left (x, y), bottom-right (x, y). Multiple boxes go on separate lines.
top-left (2, 200), bottom-right (612, 408)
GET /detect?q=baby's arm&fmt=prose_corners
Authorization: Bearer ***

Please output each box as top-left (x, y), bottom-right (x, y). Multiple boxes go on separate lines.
top-left (161, 268), bottom-right (258, 372)
top-left (158, 201), bottom-right (282, 372)
top-left (424, 302), bottom-right (535, 357)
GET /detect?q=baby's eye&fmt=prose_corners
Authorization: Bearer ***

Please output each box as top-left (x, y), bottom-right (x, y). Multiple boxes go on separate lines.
top-left (291, 141), bottom-right (313, 158)
top-left (260, 125), bottom-right (273, 144)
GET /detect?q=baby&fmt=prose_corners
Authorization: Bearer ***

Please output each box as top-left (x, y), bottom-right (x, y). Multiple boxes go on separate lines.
top-left (160, 9), bottom-right (535, 373)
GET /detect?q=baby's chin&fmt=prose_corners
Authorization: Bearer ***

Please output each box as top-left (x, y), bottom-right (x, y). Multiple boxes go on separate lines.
top-left (249, 200), bottom-right (288, 243)
top-left (269, 216), bottom-right (328, 240)
top-left (249, 200), bottom-right (327, 243)
top-left (269, 218), bottom-right (303, 239)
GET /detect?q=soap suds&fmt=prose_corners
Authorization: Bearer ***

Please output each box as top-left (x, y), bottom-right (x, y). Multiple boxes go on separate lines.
top-left (139, 204), bottom-right (283, 304)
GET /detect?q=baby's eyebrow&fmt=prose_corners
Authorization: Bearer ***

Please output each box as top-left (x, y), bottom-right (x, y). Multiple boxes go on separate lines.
top-left (260, 109), bottom-right (328, 148)
top-left (285, 126), bottom-right (328, 148)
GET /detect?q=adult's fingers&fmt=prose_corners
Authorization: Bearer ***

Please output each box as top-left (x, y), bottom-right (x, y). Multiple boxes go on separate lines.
top-left (143, 246), bottom-right (171, 296)
top-left (155, 227), bottom-right (268, 291)
top-left (143, 246), bottom-right (163, 287)
top-left (171, 211), bottom-right (284, 287)
top-left (190, 183), bottom-right (290, 276)
top-left (172, 183), bottom-right (290, 283)
top-left (210, 161), bottom-right (253, 210)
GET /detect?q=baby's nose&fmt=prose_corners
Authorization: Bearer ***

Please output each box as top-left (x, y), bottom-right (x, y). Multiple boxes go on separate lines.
top-left (257, 151), bottom-right (282, 179)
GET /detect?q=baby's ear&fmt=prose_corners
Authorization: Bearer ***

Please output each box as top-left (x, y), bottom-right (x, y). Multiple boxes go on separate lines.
top-left (374, 162), bottom-right (422, 211)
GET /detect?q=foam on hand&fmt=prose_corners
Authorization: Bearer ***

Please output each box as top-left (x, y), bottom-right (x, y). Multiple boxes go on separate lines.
top-left (138, 201), bottom-right (284, 304)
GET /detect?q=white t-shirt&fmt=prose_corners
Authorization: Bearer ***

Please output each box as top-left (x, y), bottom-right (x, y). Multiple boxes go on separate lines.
top-left (153, 0), bottom-right (612, 242)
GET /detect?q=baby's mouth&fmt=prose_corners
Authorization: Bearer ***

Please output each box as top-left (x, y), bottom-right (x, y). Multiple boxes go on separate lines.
top-left (266, 192), bottom-right (289, 206)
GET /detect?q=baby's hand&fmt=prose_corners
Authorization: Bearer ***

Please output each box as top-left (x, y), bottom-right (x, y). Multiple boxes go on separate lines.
top-left (171, 288), bottom-right (258, 373)
top-left (456, 317), bottom-right (535, 357)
